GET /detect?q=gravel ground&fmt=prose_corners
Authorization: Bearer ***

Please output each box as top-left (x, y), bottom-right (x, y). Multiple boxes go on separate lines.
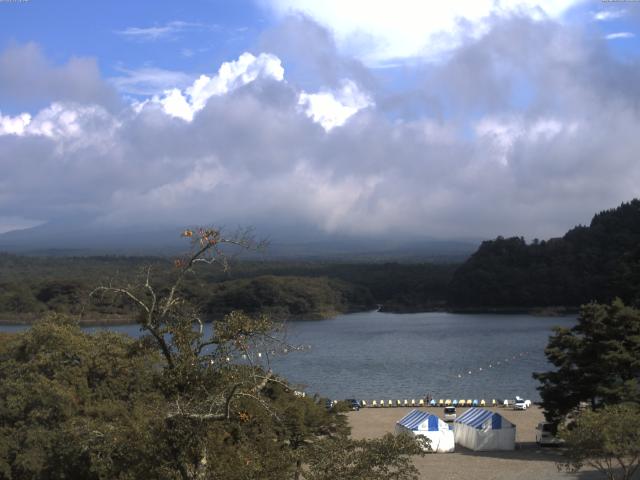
top-left (346, 406), bottom-right (611, 480)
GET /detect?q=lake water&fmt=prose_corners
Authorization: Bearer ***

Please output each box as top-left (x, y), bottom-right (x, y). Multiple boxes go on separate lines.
top-left (1, 311), bottom-right (574, 402)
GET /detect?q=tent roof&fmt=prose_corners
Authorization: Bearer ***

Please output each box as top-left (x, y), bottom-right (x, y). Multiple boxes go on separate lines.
top-left (454, 408), bottom-right (513, 430)
top-left (397, 409), bottom-right (442, 431)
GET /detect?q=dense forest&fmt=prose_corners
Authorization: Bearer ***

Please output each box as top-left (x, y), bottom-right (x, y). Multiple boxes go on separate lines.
top-left (449, 200), bottom-right (640, 309)
top-left (0, 255), bottom-right (457, 323)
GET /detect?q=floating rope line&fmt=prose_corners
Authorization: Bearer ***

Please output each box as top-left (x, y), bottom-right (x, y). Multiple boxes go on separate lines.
top-left (207, 344), bottom-right (312, 364)
top-left (452, 351), bottom-right (531, 379)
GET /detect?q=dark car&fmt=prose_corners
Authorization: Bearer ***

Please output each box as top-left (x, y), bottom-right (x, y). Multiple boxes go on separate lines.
top-left (443, 406), bottom-right (457, 422)
top-left (345, 399), bottom-right (361, 411)
top-left (536, 422), bottom-right (564, 446)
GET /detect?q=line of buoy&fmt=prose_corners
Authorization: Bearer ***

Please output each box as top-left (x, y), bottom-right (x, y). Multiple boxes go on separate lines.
top-left (207, 344), bottom-right (312, 363)
top-left (453, 351), bottom-right (531, 378)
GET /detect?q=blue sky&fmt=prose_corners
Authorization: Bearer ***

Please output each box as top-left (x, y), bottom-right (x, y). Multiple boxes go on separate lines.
top-left (1, 1), bottom-right (640, 240)
top-left (2, 0), bottom-right (263, 65)
top-left (3, 0), bottom-right (635, 106)
top-left (1, 0), bottom-right (269, 109)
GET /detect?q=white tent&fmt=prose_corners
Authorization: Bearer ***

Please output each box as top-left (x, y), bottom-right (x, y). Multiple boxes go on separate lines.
top-left (395, 409), bottom-right (455, 453)
top-left (453, 408), bottom-right (515, 451)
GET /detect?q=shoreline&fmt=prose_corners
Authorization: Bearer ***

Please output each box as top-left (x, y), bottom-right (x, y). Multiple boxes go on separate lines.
top-left (0, 314), bottom-right (138, 327)
top-left (0, 304), bottom-right (579, 327)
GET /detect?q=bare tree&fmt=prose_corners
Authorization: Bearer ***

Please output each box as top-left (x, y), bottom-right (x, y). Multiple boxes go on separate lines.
top-left (90, 227), bottom-right (295, 479)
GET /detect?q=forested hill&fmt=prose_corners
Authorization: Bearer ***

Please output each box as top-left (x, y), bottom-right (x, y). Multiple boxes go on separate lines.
top-left (448, 200), bottom-right (640, 309)
top-left (0, 255), bottom-right (457, 323)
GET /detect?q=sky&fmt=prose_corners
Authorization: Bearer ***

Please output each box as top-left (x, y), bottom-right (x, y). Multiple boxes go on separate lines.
top-left (1, 0), bottom-right (639, 241)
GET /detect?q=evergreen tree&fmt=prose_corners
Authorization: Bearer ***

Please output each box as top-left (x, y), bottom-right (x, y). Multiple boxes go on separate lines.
top-left (449, 199), bottom-right (640, 308)
top-left (534, 299), bottom-right (640, 424)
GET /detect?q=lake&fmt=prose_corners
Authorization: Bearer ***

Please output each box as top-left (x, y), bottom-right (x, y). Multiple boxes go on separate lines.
top-left (1, 311), bottom-right (575, 402)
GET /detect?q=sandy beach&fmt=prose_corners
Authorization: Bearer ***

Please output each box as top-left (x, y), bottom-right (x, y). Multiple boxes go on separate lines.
top-left (347, 405), bottom-right (610, 480)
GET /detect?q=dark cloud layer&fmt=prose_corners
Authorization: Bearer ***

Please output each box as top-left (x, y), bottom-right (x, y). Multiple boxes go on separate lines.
top-left (258, 14), bottom-right (375, 91)
top-left (0, 43), bottom-right (119, 109)
top-left (2, 14), bottom-right (640, 241)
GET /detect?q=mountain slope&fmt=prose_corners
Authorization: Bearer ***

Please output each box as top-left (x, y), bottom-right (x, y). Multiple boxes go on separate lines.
top-left (448, 200), bottom-right (640, 308)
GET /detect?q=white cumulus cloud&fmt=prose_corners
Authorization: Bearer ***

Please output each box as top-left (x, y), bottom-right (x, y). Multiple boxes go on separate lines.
top-left (3, 17), bottom-right (640, 242)
top-left (262, 0), bottom-right (585, 64)
top-left (298, 79), bottom-right (373, 131)
top-left (0, 112), bottom-right (31, 135)
top-left (153, 52), bottom-right (284, 121)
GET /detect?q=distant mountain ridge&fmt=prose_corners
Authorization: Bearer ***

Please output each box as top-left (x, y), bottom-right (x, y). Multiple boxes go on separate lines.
top-left (448, 199), bottom-right (640, 308)
top-left (0, 221), bottom-right (479, 262)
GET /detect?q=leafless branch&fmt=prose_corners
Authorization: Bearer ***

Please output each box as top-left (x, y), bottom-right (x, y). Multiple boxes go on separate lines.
top-left (90, 286), bottom-right (150, 314)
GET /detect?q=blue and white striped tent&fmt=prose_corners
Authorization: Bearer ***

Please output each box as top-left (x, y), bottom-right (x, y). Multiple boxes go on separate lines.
top-left (454, 408), bottom-right (515, 451)
top-left (394, 409), bottom-right (455, 453)
top-left (397, 410), bottom-right (442, 431)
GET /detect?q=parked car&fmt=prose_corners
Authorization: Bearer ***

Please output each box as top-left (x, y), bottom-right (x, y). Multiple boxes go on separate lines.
top-left (514, 399), bottom-right (528, 410)
top-left (513, 396), bottom-right (529, 410)
top-left (443, 406), bottom-right (457, 422)
top-left (345, 398), bottom-right (361, 411)
top-left (535, 422), bottom-right (564, 446)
